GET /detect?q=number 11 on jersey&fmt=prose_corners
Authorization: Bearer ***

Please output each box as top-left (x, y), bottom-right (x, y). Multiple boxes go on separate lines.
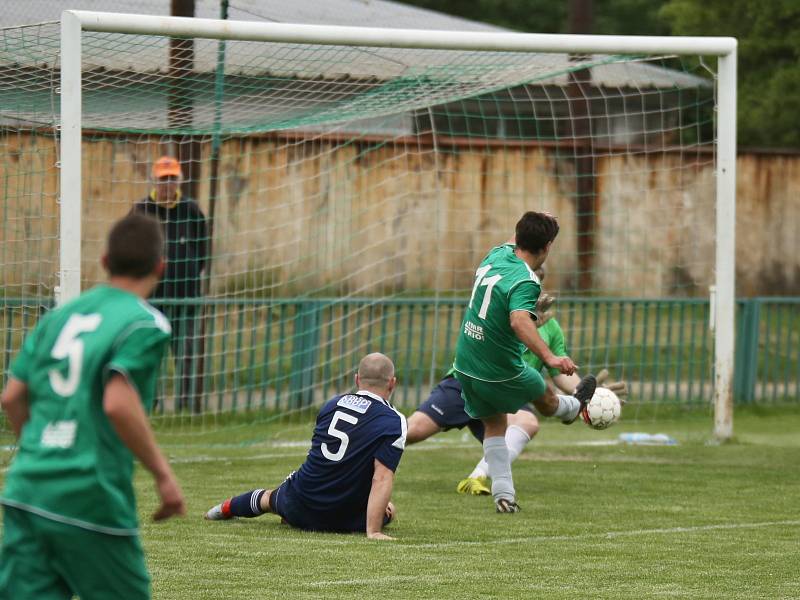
top-left (469, 265), bottom-right (502, 319)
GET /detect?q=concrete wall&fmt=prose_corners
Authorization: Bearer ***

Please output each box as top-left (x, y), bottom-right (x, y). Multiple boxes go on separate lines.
top-left (1, 132), bottom-right (798, 298)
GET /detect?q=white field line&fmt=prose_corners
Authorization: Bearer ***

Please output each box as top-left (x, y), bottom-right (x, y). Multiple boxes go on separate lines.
top-left (195, 519), bottom-right (800, 553)
top-left (296, 520), bottom-right (800, 586)
top-left (307, 574), bottom-right (441, 587)
top-left (164, 437), bottom-right (622, 456)
top-left (405, 519), bottom-right (800, 550)
top-left (166, 442), bottom-right (488, 465)
top-left (159, 436), bottom-right (625, 450)
top-left (169, 452), bottom-right (307, 464)
top-left (1, 437), bottom-right (627, 474)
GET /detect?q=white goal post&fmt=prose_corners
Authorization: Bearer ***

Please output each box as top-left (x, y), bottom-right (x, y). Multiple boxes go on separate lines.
top-left (58, 11), bottom-right (737, 439)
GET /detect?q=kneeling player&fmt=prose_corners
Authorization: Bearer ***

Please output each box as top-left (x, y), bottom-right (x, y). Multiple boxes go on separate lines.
top-left (205, 353), bottom-right (406, 540)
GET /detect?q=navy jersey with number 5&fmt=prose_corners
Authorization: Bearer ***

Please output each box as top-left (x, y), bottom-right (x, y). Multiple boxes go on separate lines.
top-left (289, 390), bottom-right (406, 519)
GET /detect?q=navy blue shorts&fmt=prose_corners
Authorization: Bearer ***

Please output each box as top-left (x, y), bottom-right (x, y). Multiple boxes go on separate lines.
top-left (416, 376), bottom-right (535, 442)
top-left (269, 477), bottom-right (391, 533)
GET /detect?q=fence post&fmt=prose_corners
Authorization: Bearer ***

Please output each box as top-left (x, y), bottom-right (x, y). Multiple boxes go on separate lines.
top-left (290, 301), bottom-right (321, 407)
top-left (733, 299), bottom-right (760, 403)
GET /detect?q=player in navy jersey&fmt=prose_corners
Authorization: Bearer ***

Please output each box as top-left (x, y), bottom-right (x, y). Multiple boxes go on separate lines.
top-left (205, 353), bottom-right (406, 540)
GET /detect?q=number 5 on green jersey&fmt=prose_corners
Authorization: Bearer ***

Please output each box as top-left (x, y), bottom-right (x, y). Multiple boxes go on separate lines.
top-left (48, 314), bottom-right (102, 397)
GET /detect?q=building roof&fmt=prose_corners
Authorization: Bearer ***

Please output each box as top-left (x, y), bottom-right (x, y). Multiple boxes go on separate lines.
top-left (2, 0), bottom-right (504, 32)
top-left (2, 1), bottom-right (708, 90)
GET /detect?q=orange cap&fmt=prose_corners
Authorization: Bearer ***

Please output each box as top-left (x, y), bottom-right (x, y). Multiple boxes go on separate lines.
top-left (152, 156), bottom-right (182, 179)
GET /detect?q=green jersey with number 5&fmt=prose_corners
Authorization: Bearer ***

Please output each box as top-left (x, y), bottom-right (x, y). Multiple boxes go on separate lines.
top-left (454, 244), bottom-right (541, 382)
top-left (1, 285), bottom-right (171, 535)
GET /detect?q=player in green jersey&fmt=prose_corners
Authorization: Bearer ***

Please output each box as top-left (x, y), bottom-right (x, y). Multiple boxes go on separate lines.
top-left (453, 211), bottom-right (597, 512)
top-left (409, 263), bottom-right (629, 495)
top-left (407, 275), bottom-right (557, 453)
top-left (457, 341), bottom-right (628, 495)
top-left (0, 214), bottom-right (186, 600)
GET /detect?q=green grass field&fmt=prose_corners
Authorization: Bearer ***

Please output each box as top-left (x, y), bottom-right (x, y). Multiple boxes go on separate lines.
top-left (3, 407), bottom-right (800, 599)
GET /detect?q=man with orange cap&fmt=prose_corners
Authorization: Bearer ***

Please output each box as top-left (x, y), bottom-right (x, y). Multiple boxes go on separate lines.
top-left (133, 156), bottom-right (209, 412)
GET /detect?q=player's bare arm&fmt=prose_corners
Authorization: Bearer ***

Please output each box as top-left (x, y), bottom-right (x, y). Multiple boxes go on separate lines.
top-left (0, 378), bottom-right (29, 437)
top-left (104, 373), bottom-right (186, 521)
top-left (366, 459), bottom-right (395, 540)
top-left (509, 310), bottom-right (576, 375)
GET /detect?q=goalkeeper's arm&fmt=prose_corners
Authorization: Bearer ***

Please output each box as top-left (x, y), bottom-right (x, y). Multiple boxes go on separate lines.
top-left (552, 369), bottom-right (628, 401)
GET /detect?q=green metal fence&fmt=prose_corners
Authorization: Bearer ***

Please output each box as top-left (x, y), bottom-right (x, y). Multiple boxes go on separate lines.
top-left (734, 297), bottom-right (800, 404)
top-left (2, 296), bottom-right (798, 412)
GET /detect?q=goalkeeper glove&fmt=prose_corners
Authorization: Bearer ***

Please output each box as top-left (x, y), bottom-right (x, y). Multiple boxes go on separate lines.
top-left (534, 292), bottom-right (556, 327)
top-left (596, 368), bottom-right (628, 404)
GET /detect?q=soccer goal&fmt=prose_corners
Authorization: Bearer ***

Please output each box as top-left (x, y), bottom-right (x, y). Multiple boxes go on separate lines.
top-left (0, 12), bottom-right (736, 438)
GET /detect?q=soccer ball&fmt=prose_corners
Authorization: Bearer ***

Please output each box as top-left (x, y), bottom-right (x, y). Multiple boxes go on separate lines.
top-left (583, 387), bottom-right (621, 430)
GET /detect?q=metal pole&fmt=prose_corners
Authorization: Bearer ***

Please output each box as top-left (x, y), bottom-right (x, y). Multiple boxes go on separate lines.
top-left (168, 0), bottom-right (198, 199)
top-left (206, 0), bottom-right (228, 285)
top-left (195, 0), bottom-right (228, 412)
top-left (69, 11), bottom-right (737, 56)
top-left (568, 0), bottom-right (596, 292)
top-left (58, 11), bottom-right (83, 305)
top-left (713, 47), bottom-right (738, 441)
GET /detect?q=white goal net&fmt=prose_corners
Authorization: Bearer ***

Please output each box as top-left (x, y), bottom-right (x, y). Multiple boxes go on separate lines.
top-left (0, 14), bottom-right (737, 438)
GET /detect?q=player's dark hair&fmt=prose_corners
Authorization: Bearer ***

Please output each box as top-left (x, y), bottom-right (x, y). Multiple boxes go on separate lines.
top-left (106, 214), bottom-right (164, 278)
top-left (515, 211), bottom-right (559, 254)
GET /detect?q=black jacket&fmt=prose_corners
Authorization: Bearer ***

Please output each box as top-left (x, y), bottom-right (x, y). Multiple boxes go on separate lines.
top-left (132, 196), bottom-right (209, 299)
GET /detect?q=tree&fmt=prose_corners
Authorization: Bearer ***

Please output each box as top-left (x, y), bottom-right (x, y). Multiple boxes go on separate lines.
top-left (400, 0), bottom-right (668, 35)
top-left (398, 0), bottom-right (566, 33)
top-left (661, 0), bottom-right (800, 148)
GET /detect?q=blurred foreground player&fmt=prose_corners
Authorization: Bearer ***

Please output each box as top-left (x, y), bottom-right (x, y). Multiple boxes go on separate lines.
top-left (205, 353), bottom-right (407, 540)
top-left (0, 214), bottom-right (186, 600)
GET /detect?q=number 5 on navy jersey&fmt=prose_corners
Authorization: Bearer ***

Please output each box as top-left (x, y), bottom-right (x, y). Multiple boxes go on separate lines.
top-left (321, 410), bottom-right (359, 462)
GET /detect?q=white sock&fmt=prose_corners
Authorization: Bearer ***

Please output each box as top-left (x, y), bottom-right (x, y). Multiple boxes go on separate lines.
top-left (469, 425), bottom-right (532, 479)
top-left (553, 394), bottom-right (581, 423)
top-left (483, 436), bottom-right (515, 502)
top-left (505, 424), bottom-right (531, 461)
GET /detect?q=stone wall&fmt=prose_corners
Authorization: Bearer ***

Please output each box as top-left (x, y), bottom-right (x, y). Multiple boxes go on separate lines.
top-left (1, 132), bottom-right (798, 298)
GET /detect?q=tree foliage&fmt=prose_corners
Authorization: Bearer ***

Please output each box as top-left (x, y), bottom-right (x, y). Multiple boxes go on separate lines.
top-left (400, 0), bottom-right (800, 148)
top-left (660, 0), bottom-right (800, 148)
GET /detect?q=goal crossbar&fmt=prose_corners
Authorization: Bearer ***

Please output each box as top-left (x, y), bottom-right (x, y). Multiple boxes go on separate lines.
top-left (66, 10), bottom-right (736, 55)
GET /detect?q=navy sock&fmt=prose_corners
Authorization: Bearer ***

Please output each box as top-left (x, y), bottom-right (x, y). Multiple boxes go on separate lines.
top-left (228, 489), bottom-right (267, 518)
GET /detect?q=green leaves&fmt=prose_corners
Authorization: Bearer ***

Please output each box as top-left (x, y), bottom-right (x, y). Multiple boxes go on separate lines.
top-left (662, 0), bottom-right (800, 148)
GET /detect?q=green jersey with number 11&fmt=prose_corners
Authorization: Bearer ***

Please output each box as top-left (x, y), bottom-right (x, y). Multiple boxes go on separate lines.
top-left (1, 285), bottom-right (171, 536)
top-left (454, 244), bottom-right (541, 382)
